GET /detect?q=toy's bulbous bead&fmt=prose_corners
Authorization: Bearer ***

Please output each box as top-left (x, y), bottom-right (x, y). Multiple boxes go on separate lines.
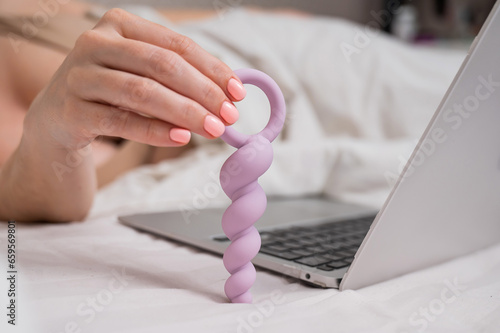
top-left (220, 137), bottom-right (273, 198)
top-left (220, 136), bottom-right (273, 303)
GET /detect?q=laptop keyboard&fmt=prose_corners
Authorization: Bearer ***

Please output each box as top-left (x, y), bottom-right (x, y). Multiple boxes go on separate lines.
top-left (214, 215), bottom-right (375, 271)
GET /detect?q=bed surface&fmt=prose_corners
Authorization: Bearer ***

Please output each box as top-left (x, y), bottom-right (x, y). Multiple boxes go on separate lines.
top-left (2, 214), bottom-right (499, 332)
top-left (1, 7), bottom-right (499, 332)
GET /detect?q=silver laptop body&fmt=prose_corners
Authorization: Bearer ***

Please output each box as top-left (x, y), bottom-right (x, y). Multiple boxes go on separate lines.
top-left (119, 2), bottom-right (500, 290)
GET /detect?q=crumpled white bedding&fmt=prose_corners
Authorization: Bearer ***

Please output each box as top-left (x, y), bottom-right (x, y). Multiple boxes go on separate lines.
top-left (1, 7), bottom-right (499, 333)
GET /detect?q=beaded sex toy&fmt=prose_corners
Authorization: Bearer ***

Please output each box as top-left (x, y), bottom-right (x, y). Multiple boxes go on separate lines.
top-left (220, 69), bottom-right (286, 303)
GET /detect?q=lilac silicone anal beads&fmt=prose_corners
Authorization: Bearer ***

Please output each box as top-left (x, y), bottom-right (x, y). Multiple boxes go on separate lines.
top-left (220, 69), bottom-right (286, 303)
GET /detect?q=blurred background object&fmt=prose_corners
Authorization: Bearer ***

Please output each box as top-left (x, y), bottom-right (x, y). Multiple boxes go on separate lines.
top-left (391, 4), bottom-right (418, 42)
top-left (89, 0), bottom-right (496, 41)
top-left (413, 0), bottom-right (496, 39)
top-left (90, 0), bottom-right (384, 24)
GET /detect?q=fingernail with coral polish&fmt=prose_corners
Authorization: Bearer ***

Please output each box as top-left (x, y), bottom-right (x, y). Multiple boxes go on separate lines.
top-left (227, 78), bottom-right (246, 101)
top-left (220, 101), bottom-right (239, 124)
top-left (169, 128), bottom-right (191, 144)
top-left (204, 115), bottom-right (226, 138)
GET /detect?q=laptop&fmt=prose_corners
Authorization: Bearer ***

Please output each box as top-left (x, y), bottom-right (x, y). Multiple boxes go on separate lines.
top-left (119, 2), bottom-right (500, 290)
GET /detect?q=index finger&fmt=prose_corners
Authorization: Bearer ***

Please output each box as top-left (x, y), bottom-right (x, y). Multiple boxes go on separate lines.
top-left (96, 8), bottom-right (246, 101)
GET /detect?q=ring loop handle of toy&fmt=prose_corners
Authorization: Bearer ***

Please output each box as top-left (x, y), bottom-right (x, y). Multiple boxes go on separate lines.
top-left (221, 68), bottom-right (286, 148)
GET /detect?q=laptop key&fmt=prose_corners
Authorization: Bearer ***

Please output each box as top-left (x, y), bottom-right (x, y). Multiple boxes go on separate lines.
top-left (295, 255), bottom-right (331, 267)
top-left (297, 238), bottom-right (318, 246)
top-left (260, 248), bottom-right (302, 260)
top-left (305, 245), bottom-right (327, 255)
top-left (345, 239), bottom-right (363, 247)
top-left (317, 264), bottom-right (335, 271)
top-left (321, 252), bottom-right (347, 261)
top-left (280, 241), bottom-right (303, 250)
top-left (290, 248), bottom-right (315, 257)
top-left (264, 244), bottom-right (289, 252)
top-left (312, 234), bottom-right (332, 242)
top-left (326, 261), bottom-right (350, 269)
top-left (335, 250), bottom-right (355, 258)
top-left (342, 249), bottom-right (358, 256)
top-left (343, 257), bottom-right (354, 264)
top-left (261, 240), bottom-right (278, 247)
top-left (272, 236), bottom-right (293, 243)
top-left (322, 243), bottom-right (346, 251)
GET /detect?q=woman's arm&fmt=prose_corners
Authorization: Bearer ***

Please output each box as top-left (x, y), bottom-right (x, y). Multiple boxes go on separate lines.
top-left (0, 115), bottom-right (97, 222)
top-left (0, 42), bottom-right (96, 222)
top-left (0, 8), bottom-right (245, 222)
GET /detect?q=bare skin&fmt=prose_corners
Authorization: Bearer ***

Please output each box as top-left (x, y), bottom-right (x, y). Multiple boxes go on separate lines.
top-left (0, 6), bottom-right (245, 222)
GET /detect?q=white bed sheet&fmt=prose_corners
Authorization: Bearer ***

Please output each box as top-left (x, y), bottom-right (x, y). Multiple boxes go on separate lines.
top-left (1, 8), bottom-right (499, 333)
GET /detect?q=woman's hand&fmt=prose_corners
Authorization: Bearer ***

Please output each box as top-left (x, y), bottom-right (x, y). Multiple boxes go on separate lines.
top-left (27, 8), bottom-right (246, 151)
top-left (0, 8), bottom-right (247, 222)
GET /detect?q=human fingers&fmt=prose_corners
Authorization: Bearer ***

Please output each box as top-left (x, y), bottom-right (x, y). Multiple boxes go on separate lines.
top-left (76, 99), bottom-right (192, 147)
top-left (86, 36), bottom-right (240, 126)
top-left (71, 64), bottom-right (226, 139)
top-left (93, 8), bottom-right (247, 102)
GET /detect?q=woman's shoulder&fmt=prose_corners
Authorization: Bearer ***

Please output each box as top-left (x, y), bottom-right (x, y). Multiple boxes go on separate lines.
top-left (0, 0), bottom-right (99, 53)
